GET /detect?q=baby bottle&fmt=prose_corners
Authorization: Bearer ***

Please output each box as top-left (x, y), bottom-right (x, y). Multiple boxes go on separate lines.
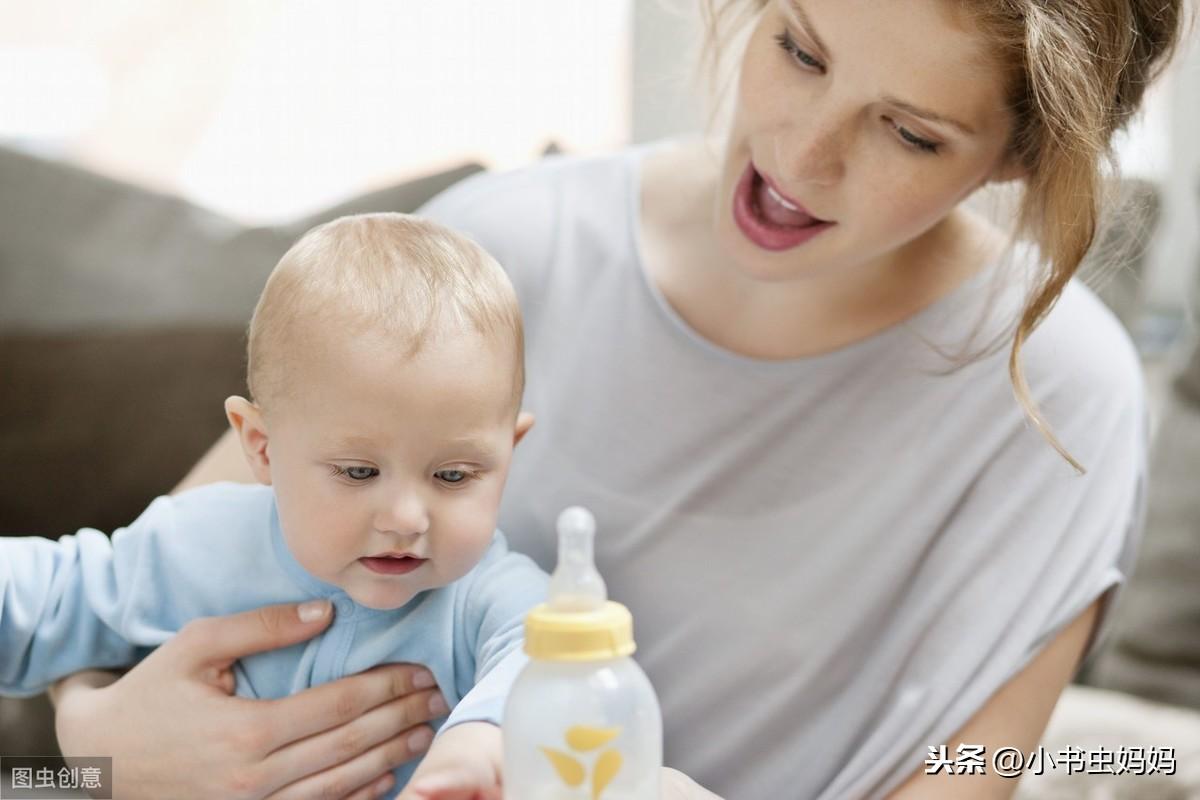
top-left (504, 506), bottom-right (662, 800)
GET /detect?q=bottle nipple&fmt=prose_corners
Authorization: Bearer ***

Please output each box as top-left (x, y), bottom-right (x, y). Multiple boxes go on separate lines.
top-left (547, 506), bottom-right (607, 612)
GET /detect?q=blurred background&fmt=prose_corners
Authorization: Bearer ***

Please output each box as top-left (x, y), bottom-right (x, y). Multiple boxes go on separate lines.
top-left (0, 0), bottom-right (1195, 307)
top-left (1, 2), bottom-right (1199, 797)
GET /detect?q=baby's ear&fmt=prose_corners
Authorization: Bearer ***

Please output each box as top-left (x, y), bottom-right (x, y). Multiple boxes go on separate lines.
top-left (513, 411), bottom-right (535, 447)
top-left (224, 396), bottom-right (273, 485)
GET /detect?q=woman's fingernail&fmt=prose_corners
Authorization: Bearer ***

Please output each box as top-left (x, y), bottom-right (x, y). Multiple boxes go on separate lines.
top-left (408, 727), bottom-right (433, 753)
top-left (374, 773), bottom-right (395, 798)
top-left (413, 670), bottom-right (436, 689)
top-left (298, 599), bottom-right (331, 622)
top-left (428, 694), bottom-right (449, 716)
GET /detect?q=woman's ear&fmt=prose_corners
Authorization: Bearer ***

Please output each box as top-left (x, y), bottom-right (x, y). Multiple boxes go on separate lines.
top-left (987, 153), bottom-right (1027, 185)
top-left (224, 396), bottom-right (273, 485)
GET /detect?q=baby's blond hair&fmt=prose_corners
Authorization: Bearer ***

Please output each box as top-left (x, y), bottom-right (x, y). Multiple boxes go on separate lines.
top-left (246, 213), bottom-right (524, 409)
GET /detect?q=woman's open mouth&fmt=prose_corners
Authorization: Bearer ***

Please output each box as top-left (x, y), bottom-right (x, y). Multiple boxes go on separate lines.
top-left (732, 161), bottom-right (835, 252)
top-left (360, 555), bottom-right (428, 575)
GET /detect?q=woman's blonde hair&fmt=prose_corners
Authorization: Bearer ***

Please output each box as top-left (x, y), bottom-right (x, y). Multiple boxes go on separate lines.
top-left (247, 213), bottom-right (524, 409)
top-left (699, 0), bottom-right (1186, 470)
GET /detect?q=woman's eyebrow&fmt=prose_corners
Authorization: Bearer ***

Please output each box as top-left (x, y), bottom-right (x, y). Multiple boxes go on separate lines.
top-left (785, 0), bottom-right (976, 137)
top-left (783, 0), bottom-right (830, 58)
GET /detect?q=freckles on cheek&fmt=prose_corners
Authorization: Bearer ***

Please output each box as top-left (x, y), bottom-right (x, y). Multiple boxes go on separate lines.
top-left (878, 180), bottom-right (957, 234)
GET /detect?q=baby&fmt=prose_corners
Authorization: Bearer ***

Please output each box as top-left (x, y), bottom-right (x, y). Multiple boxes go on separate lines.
top-left (0, 213), bottom-right (545, 797)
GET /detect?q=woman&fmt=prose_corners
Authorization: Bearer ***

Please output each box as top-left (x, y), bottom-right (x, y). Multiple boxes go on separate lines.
top-left (50, 0), bottom-right (1184, 797)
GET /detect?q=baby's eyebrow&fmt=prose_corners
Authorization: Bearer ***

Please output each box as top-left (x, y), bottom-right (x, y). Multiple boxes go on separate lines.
top-left (324, 434), bottom-right (377, 451)
top-left (443, 437), bottom-right (499, 459)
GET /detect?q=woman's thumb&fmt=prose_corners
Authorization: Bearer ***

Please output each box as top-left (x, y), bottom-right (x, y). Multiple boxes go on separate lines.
top-left (172, 600), bottom-right (333, 665)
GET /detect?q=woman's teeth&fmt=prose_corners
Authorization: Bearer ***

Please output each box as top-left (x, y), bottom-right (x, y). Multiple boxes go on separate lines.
top-left (766, 184), bottom-right (800, 212)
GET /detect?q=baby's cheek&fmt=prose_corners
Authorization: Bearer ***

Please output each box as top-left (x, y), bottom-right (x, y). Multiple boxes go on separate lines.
top-left (441, 521), bottom-right (500, 580)
top-left (288, 526), bottom-right (352, 582)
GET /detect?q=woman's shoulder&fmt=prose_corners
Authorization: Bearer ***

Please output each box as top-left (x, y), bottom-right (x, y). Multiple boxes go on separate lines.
top-left (416, 145), bottom-right (650, 288)
top-left (1025, 276), bottom-right (1144, 404)
top-left (417, 145), bottom-right (642, 231)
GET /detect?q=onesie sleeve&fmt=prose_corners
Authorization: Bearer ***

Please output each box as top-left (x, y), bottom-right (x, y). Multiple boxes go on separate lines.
top-left (442, 532), bottom-right (548, 730)
top-left (0, 496), bottom-right (179, 696)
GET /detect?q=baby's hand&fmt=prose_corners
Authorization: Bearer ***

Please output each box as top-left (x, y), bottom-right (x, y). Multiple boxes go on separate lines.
top-left (403, 767), bottom-right (501, 800)
top-left (400, 721), bottom-right (502, 800)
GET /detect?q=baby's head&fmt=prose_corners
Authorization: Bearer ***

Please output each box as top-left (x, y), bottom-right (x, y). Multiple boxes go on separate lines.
top-left (225, 213), bottom-right (531, 609)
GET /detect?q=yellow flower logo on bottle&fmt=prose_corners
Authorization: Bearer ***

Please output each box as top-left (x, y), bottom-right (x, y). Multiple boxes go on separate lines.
top-left (539, 725), bottom-right (624, 799)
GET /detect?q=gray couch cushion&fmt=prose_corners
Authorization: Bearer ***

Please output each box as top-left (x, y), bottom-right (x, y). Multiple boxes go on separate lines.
top-left (0, 328), bottom-right (246, 536)
top-left (0, 146), bottom-right (482, 331)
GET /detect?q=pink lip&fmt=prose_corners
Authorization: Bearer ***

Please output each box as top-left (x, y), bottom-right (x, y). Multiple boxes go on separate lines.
top-left (360, 555), bottom-right (428, 575)
top-left (732, 161), bottom-right (836, 252)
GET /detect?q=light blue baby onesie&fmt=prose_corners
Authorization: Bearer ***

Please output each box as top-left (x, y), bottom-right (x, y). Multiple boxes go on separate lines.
top-left (0, 481), bottom-right (547, 791)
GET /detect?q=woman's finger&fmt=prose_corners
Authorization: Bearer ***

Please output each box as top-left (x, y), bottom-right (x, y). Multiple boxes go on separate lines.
top-left (343, 773), bottom-right (395, 800)
top-left (265, 731), bottom-right (417, 800)
top-left (264, 690), bottom-right (439, 783)
top-left (261, 662), bottom-right (444, 750)
top-left (166, 601), bottom-right (333, 674)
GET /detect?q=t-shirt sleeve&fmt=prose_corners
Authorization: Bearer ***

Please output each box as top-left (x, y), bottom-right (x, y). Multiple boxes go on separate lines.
top-left (829, 324), bottom-right (1150, 799)
top-left (442, 532), bottom-right (547, 731)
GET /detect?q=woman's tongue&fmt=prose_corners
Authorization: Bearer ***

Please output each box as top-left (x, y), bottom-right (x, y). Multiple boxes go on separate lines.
top-left (755, 175), bottom-right (816, 228)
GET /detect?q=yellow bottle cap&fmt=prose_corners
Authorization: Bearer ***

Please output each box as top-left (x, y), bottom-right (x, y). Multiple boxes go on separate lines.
top-left (524, 600), bottom-right (636, 662)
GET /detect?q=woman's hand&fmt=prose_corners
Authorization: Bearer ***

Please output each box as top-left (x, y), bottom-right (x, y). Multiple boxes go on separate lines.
top-left (662, 767), bottom-right (724, 800)
top-left (52, 601), bottom-right (447, 800)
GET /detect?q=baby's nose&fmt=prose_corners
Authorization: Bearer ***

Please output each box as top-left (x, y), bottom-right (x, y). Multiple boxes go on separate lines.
top-left (374, 490), bottom-right (430, 537)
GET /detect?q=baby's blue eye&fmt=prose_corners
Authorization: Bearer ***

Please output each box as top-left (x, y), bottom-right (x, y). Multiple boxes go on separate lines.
top-left (340, 466), bottom-right (378, 481)
top-left (436, 469), bottom-right (467, 484)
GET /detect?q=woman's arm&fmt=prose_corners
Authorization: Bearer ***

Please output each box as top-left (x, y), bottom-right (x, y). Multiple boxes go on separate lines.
top-left (52, 601), bottom-right (445, 800)
top-left (661, 768), bottom-right (724, 799)
top-left (175, 428), bottom-right (256, 492)
top-left (886, 598), bottom-right (1102, 800)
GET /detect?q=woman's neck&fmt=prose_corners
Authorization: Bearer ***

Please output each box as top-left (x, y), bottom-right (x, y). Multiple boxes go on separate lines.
top-left (637, 138), bottom-right (1005, 360)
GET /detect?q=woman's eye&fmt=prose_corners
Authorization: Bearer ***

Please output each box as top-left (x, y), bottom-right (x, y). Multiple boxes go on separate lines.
top-left (334, 465), bottom-right (378, 481)
top-left (890, 120), bottom-right (941, 154)
top-left (774, 31), bottom-right (824, 73)
top-left (435, 469), bottom-right (470, 485)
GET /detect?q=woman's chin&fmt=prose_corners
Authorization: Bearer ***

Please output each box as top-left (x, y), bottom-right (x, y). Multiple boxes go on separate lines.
top-left (715, 219), bottom-right (828, 284)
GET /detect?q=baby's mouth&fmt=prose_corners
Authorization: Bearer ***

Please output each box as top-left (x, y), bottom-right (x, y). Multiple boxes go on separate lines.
top-left (360, 554), bottom-right (428, 575)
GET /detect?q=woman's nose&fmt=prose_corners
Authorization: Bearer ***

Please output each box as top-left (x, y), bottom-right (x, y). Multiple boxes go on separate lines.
top-left (774, 120), bottom-right (846, 188)
top-left (374, 489), bottom-right (430, 537)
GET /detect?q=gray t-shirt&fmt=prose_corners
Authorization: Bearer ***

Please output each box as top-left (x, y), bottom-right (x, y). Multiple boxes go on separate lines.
top-left (418, 145), bottom-right (1146, 799)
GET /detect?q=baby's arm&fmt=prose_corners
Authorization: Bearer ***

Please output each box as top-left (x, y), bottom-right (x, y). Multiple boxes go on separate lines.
top-left (0, 519), bottom-right (158, 696)
top-left (400, 721), bottom-right (503, 800)
top-left (1, 490), bottom-right (237, 696)
top-left (443, 535), bottom-right (547, 728)
top-left (403, 535), bottom-right (546, 795)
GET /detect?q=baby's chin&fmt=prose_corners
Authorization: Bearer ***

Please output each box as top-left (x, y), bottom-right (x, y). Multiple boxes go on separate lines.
top-left (344, 582), bottom-right (422, 611)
